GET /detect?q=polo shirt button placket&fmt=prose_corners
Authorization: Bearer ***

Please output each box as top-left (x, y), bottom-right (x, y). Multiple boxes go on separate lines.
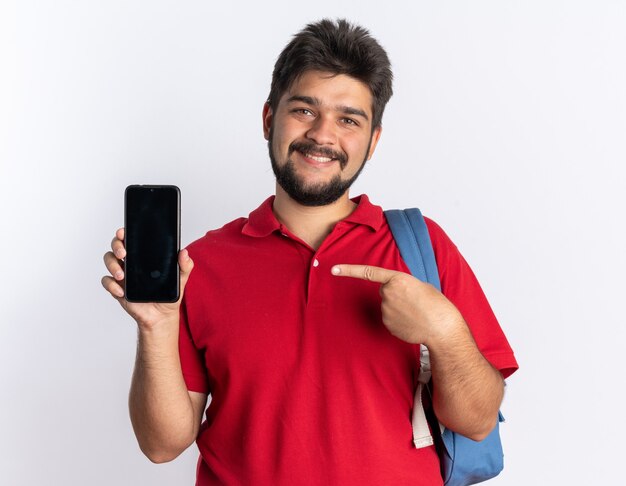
top-left (305, 256), bottom-right (323, 307)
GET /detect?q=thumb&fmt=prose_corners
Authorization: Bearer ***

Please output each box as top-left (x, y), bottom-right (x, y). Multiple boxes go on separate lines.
top-left (178, 249), bottom-right (194, 293)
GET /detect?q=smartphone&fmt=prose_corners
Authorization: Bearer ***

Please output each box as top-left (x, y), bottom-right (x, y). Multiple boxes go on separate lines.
top-left (124, 185), bottom-right (181, 302)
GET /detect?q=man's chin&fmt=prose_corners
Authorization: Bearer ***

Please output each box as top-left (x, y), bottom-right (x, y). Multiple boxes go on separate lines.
top-left (280, 180), bottom-right (350, 206)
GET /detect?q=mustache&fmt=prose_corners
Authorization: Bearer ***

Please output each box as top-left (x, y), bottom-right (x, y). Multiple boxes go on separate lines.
top-left (288, 141), bottom-right (348, 169)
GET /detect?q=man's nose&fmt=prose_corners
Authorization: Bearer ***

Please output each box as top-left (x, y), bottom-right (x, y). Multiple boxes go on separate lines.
top-left (306, 116), bottom-right (337, 145)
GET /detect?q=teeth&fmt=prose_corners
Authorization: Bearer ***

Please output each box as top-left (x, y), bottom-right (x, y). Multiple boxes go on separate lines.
top-left (306, 153), bottom-right (333, 163)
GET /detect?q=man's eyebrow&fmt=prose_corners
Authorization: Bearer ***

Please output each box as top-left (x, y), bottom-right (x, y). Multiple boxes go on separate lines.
top-left (286, 95), bottom-right (319, 106)
top-left (286, 95), bottom-right (369, 121)
top-left (338, 105), bottom-right (369, 121)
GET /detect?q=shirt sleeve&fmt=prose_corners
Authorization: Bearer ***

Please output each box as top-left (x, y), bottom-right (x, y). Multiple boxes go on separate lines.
top-left (425, 218), bottom-right (519, 379)
top-left (179, 295), bottom-right (211, 394)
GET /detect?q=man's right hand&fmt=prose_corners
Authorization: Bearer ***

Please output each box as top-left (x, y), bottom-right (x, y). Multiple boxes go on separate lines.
top-left (101, 227), bottom-right (194, 330)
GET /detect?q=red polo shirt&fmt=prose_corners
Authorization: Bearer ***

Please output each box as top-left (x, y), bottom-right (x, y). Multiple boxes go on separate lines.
top-left (179, 195), bottom-right (518, 485)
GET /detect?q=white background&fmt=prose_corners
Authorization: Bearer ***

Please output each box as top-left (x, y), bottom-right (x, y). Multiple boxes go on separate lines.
top-left (1, 1), bottom-right (624, 484)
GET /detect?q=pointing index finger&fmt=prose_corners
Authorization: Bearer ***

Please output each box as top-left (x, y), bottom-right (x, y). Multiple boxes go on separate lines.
top-left (331, 264), bottom-right (400, 284)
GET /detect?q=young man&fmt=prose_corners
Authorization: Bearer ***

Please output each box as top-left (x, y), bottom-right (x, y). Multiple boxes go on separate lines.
top-left (102, 19), bottom-right (517, 485)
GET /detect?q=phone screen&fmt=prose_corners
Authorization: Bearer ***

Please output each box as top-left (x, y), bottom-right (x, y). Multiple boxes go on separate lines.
top-left (124, 185), bottom-right (180, 302)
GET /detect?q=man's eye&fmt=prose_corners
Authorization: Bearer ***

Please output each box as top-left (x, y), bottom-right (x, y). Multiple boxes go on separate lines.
top-left (295, 109), bottom-right (314, 116)
top-left (342, 118), bottom-right (358, 126)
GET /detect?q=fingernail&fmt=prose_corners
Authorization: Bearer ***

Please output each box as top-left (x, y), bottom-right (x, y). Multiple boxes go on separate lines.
top-left (115, 288), bottom-right (124, 297)
top-left (115, 271), bottom-right (124, 280)
top-left (331, 266), bottom-right (341, 275)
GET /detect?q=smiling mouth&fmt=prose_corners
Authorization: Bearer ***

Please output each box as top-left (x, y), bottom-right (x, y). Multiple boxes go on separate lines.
top-left (302, 152), bottom-right (335, 163)
top-left (289, 141), bottom-right (347, 169)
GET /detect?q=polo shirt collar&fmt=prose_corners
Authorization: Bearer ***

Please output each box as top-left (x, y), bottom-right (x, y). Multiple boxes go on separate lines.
top-left (241, 196), bottom-right (280, 237)
top-left (241, 194), bottom-right (385, 238)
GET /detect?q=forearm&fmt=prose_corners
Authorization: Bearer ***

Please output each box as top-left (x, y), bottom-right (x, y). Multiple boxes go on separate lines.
top-left (129, 320), bottom-right (198, 463)
top-left (428, 318), bottom-right (504, 441)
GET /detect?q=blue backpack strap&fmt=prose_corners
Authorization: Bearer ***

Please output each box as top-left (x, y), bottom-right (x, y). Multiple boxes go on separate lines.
top-left (385, 208), bottom-right (440, 449)
top-left (384, 208), bottom-right (440, 290)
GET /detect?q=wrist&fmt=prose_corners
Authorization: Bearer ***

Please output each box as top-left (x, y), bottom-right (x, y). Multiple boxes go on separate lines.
top-left (423, 314), bottom-right (468, 350)
top-left (136, 315), bottom-right (180, 343)
top-left (135, 322), bottom-right (181, 369)
top-left (136, 310), bottom-right (179, 331)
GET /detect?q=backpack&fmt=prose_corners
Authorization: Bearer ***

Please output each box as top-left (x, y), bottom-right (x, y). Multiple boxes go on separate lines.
top-left (384, 208), bottom-right (505, 486)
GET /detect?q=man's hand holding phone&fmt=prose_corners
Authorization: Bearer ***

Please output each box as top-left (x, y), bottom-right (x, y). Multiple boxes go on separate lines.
top-left (101, 184), bottom-right (193, 330)
top-left (101, 227), bottom-right (194, 331)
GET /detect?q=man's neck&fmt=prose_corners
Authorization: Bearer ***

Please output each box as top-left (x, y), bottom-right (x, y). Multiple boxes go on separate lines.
top-left (272, 185), bottom-right (357, 250)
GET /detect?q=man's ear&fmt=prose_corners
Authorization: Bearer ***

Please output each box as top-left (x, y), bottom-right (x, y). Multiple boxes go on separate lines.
top-left (262, 102), bottom-right (273, 140)
top-left (366, 126), bottom-right (383, 160)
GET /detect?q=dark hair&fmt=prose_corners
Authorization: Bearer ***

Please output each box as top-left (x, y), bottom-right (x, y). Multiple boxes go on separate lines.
top-left (268, 18), bottom-right (393, 129)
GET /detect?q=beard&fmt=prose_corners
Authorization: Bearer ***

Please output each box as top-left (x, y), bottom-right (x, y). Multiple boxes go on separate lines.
top-left (268, 131), bottom-right (371, 207)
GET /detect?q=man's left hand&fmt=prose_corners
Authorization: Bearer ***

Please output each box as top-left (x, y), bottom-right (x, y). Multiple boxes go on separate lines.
top-left (331, 264), bottom-right (464, 346)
